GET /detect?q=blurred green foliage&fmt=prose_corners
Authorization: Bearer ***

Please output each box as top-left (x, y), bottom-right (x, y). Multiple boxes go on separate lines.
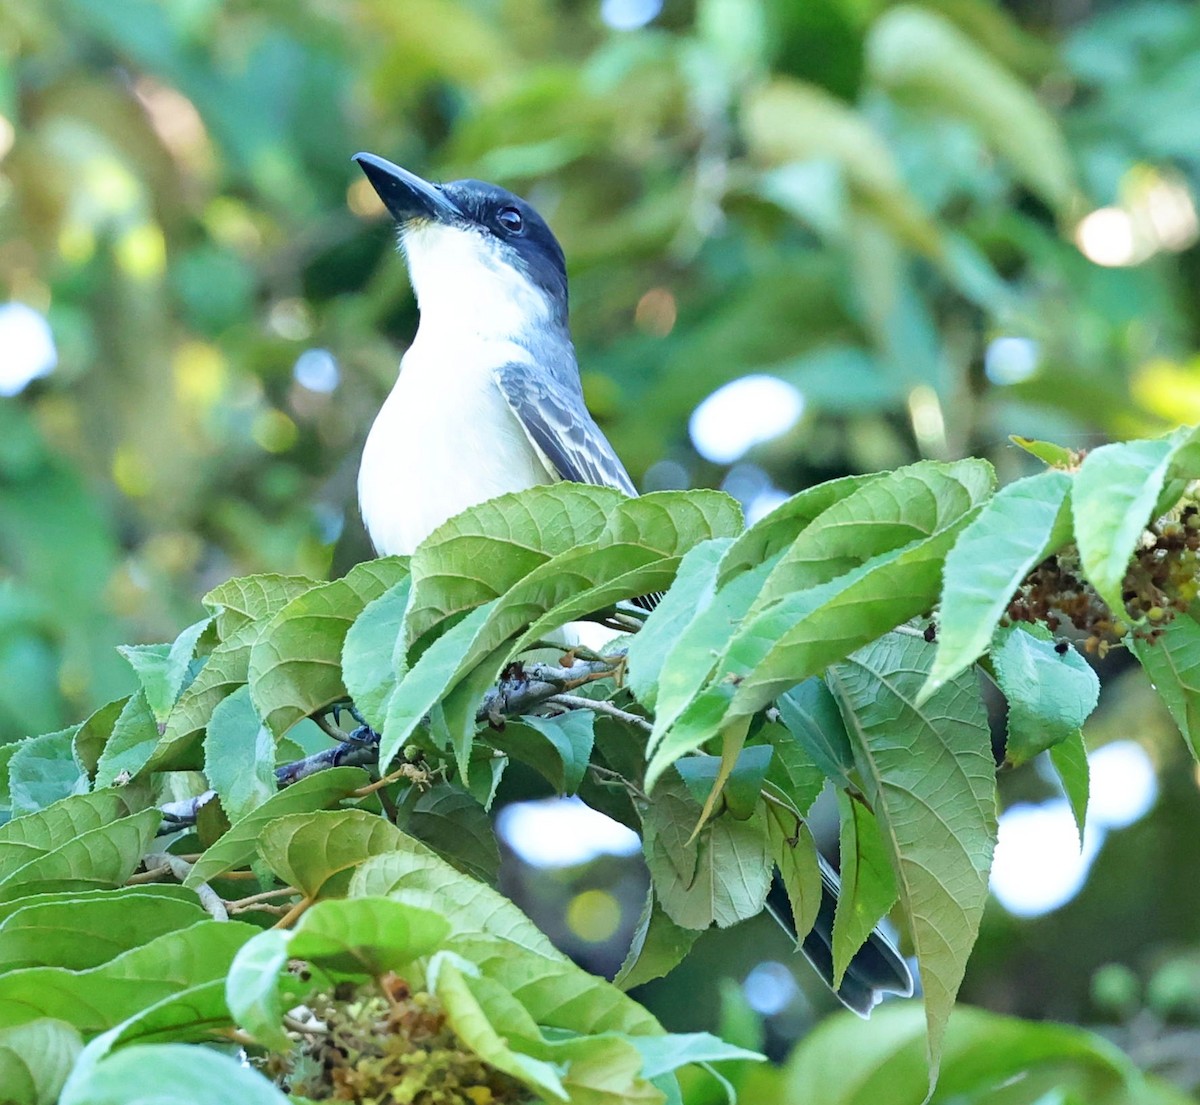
top-left (5, 0), bottom-right (1200, 1096)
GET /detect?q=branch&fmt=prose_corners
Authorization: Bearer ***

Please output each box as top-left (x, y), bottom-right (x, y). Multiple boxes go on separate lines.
top-left (143, 851), bottom-right (228, 921)
top-left (476, 657), bottom-right (622, 725)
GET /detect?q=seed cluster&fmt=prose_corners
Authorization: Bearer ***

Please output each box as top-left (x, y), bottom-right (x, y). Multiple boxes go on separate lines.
top-left (1004, 506), bottom-right (1200, 656)
top-left (265, 975), bottom-right (531, 1104)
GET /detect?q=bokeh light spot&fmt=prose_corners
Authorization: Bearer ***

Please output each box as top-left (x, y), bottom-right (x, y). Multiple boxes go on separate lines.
top-left (252, 409), bottom-right (299, 453)
top-left (635, 287), bottom-right (677, 337)
top-left (0, 302), bottom-right (57, 395)
top-left (1075, 207), bottom-right (1140, 267)
top-left (689, 375), bottom-right (804, 464)
top-left (293, 349), bottom-right (340, 394)
top-left (173, 341), bottom-right (227, 407)
top-left (114, 222), bottom-right (167, 280)
top-left (985, 337), bottom-right (1040, 386)
top-left (497, 797), bottom-right (641, 868)
top-left (566, 888), bottom-right (622, 943)
top-left (990, 800), bottom-right (1103, 917)
top-left (1088, 740), bottom-right (1157, 829)
top-left (743, 961), bottom-right (800, 1015)
top-left (601, 0), bottom-right (662, 31)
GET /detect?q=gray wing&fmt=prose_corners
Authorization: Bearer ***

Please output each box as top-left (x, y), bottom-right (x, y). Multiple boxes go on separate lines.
top-left (494, 362), bottom-right (637, 496)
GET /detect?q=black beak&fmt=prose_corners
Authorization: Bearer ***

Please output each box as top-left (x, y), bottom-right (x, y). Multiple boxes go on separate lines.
top-left (353, 153), bottom-right (462, 223)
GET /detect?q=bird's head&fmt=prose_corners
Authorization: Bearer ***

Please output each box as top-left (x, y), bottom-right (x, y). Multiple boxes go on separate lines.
top-left (354, 152), bottom-right (569, 338)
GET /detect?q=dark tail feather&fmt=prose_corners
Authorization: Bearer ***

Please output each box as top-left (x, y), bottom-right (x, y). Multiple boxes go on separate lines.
top-left (766, 856), bottom-right (914, 1017)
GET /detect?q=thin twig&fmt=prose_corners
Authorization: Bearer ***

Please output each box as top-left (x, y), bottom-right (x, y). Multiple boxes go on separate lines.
top-left (273, 896), bottom-right (313, 930)
top-left (225, 886), bottom-right (299, 911)
top-left (125, 864), bottom-right (171, 885)
top-left (546, 694), bottom-right (652, 732)
top-left (144, 851), bottom-right (228, 921)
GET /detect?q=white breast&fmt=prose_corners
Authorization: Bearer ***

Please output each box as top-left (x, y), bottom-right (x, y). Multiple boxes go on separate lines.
top-left (358, 336), bottom-right (554, 556)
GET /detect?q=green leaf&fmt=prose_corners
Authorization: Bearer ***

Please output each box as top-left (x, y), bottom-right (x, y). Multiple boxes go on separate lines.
top-left (761, 721), bottom-right (826, 817)
top-left (867, 6), bottom-right (1075, 211)
top-left (290, 895), bottom-right (450, 972)
top-left (775, 679), bottom-right (855, 790)
top-left (184, 766), bottom-right (370, 888)
top-left (1073, 427), bottom-right (1200, 617)
top-left (630, 1032), bottom-right (764, 1079)
top-left (224, 929), bottom-right (291, 1051)
top-left (990, 625), bottom-right (1100, 766)
top-left (779, 1002), bottom-right (1136, 1105)
top-left (8, 728), bottom-right (86, 816)
top-left (341, 573), bottom-right (411, 731)
top-left (0, 919), bottom-right (257, 1031)
top-left (0, 884), bottom-right (199, 929)
top-left (0, 1018), bottom-right (82, 1105)
top-left (827, 633), bottom-right (995, 1078)
top-left (765, 800), bottom-right (822, 943)
top-left (1049, 730), bottom-right (1090, 843)
top-left (72, 699), bottom-right (128, 780)
top-left (407, 483), bottom-right (624, 641)
top-left (538, 1031), bottom-right (664, 1105)
top-left (154, 575), bottom-right (318, 768)
top-left (59, 1042), bottom-right (290, 1105)
top-left (831, 791), bottom-right (899, 989)
top-left (248, 558), bottom-right (408, 739)
top-left (381, 600), bottom-right (498, 776)
top-left (403, 783), bottom-right (499, 885)
top-left (626, 539), bottom-right (731, 710)
top-left (434, 961), bottom-right (568, 1101)
top-left (0, 807), bottom-right (161, 903)
top-left (613, 890), bottom-right (700, 991)
top-left (202, 573), bottom-right (317, 641)
top-left (0, 791), bottom-right (148, 877)
top-left (1132, 613), bottom-right (1200, 761)
top-left (494, 711), bottom-right (596, 796)
top-left (202, 685), bottom-right (276, 822)
top-left (751, 460), bottom-right (995, 615)
top-left (925, 468), bottom-right (1073, 697)
top-left (94, 691), bottom-right (160, 788)
top-left (257, 808), bottom-right (405, 898)
top-left (79, 978), bottom-right (231, 1056)
top-left (1010, 435), bottom-right (1076, 468)
top-left (349, 838), bottom-right (660, 1036)
top-left (716, 474), bottom-right (878, 588)
top-left (0, 891), bottom-right (207, 972)
top-left (675, 745), bottom-right (772, 821)
top-left (117, 617), bottom-right (210, 724)
top-left (642, 776), bottom-right (771, 930)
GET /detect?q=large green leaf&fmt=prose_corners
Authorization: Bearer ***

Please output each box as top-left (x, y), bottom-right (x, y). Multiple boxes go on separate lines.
top-left (0, 791), bottom-right (148, 877)
top-left (780, 1003), bottom-right (1138, 1105)
top-left (93, 692), bottom-right (159, 789)
top-left (492, 711), bottom-right (595, 796)
top-left (0, 891), bottom-right (207, 972)
top-left (990, 625), bottom-right (1099, 766)
top-left (925, 468), bottom-right (1073, 698)
top-left (0, 808), bottom-right (161, 904)
top-left (0, 920), bottom-right (257, 1031)
top-left (201, 685), bottom-right (276, 822)
top-left (403, 783), bottom-right (500, 884)
top-left (0, 1018), bottom-right (82, 1105)
top-left (117, 617), bottom-right (210, 725)
top-left (340, 573), bottom-right (412, 731)
top-left (641, 776), bottom-right (771, 930)
top-left (751, 460), bottom-right (995, 615)
top-left (765, 800), bottom-right (821, 944)
top-left (1132, 613), bottom-right (1200, 761)
top-left (613, 891), bottom-right (700, 992)
top-left (1072, 427), bottom-right (1200, 617)
top-left (256, 808), bottom-right (406, 898)
top-left (72, 699), bottom-right (128, 780)
top-left (775, 679), bottom-right (855, 791)
top-left (248, 557), bottom-right (408, 738)
top-left (184, 766), bottom-right (369, 888)
top-left (867, 6), bottom-right (1075, 211)
top-left (827, 633), bottom-right (995, 1078)
top-left (8, 728), bottom-right (87, 816)
top-left (406, 484), bottom-right (624, 642)
top-left (626, 539), bottom-right (730, 711)
top-left (831, 790), bottom-right (898, 988)
top-left (151, 575), bottom-right (317, 768)
top-left (349, 838), bottom-right (661, 1036)
top-left (716, 474), bottom-right (878, 588)
top-left (59, 1042), bottom-right (290, 1105)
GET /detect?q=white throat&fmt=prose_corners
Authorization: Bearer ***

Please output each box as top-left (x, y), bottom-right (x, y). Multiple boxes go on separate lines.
top-left (401, 221), bottom-right (554, 342)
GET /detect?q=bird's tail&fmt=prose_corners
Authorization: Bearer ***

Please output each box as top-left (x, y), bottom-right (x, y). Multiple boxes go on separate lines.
top-left (765, 854), bottom-right (914, 1017)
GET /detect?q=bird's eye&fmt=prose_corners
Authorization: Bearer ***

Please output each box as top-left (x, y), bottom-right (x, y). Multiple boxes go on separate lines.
top-left (497, 206), bottom-right (524, 234)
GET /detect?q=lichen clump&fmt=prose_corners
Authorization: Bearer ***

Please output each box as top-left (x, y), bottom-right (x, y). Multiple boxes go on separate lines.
top-left (265, 974), bottom-right (533, 1104)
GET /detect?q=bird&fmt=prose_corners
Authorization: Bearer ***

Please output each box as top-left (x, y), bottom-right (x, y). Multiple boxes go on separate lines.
top-left (351, 151), bottom-right (913, 1016)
